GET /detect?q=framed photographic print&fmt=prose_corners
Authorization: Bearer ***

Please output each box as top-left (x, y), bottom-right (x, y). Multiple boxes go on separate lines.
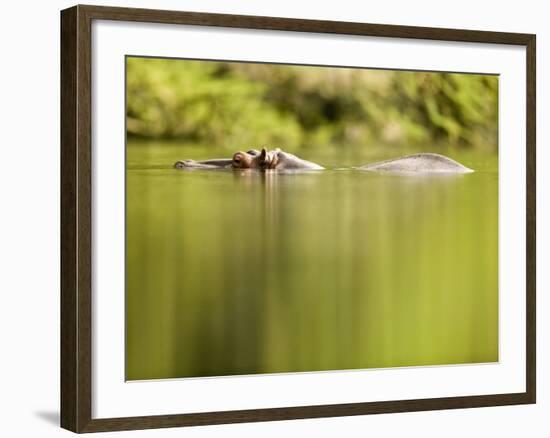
top-left (60, 4), bottom-right (536, 433)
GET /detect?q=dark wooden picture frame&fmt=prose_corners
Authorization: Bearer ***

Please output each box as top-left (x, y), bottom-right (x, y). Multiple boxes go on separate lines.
top-left (61, 4), bottom-right (536, 433)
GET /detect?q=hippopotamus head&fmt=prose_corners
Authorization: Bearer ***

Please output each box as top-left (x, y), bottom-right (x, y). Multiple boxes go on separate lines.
top-left (230, 149), bottom-right (269, 169)
top-left (232, 150), bottom-right (260, 169)
top-left (259, 148), bottom-right (280, 169)
top-left (231, 148), bottom-right (282, 170)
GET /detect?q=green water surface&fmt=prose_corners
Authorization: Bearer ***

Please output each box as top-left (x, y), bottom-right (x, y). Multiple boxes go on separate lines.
top-left (126, 142), bottom-right (498, 380)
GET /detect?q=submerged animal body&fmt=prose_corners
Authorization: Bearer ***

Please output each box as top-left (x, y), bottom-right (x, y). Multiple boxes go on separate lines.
top-left (358, 153), bottom-right (473, 174)
top-left (174, 150), bottom-right (472, 174)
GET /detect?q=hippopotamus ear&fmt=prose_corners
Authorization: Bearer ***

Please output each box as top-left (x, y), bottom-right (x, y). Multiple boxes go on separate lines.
top-left (260, 148), bottom-right (267, 160)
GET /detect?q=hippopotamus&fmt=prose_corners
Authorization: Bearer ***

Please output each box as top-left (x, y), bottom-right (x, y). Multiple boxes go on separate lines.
top-left (174, 149), bottom-right (472, 174)
top-left (174, 150), bottom-right (260, 170)
top-left (174, 148), bottom-right (323, 171)
top-left (358, 153), bottom-right (473, 174)
top-left (259, 148), bottom-right (324, 170)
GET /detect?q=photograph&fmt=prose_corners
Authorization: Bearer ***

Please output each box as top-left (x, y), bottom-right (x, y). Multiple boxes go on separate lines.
top-left (0, 0), bottom-right (542, 435)
top-left (125, 56), bottom-right (499, 381)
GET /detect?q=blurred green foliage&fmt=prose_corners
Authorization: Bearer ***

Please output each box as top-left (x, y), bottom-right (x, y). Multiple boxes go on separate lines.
top-left (127, 57), bottom-right (498, 151)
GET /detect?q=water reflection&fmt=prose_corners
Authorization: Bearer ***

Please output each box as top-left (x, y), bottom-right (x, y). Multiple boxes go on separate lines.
top-left (126, 147), bottom-right (498, 380)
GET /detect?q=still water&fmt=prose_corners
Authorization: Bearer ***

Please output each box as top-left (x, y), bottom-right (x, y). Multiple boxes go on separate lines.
top-left (126, 142), bottom-right (498, 380)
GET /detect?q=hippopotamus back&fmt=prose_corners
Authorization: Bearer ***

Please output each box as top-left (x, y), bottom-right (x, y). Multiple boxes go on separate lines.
top-left (359, 153), bottom-right (473, 174)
